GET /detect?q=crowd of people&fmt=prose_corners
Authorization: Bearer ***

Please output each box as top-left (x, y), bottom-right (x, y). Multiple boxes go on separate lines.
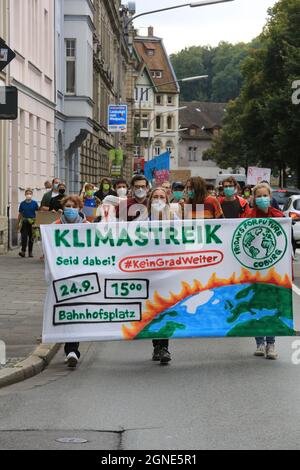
top-left (18, 174), bottom-right (288, 367)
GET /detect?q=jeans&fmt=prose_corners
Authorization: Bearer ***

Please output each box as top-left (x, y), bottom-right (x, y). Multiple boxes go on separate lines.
top-left (152, 339), bottom-right (169, 349)
top-left (255, 337), bottom-right (275, 346)
top-left (21, 219), bottom-right (34, 254)
top-left (64, 342), bottom-right (80, 358)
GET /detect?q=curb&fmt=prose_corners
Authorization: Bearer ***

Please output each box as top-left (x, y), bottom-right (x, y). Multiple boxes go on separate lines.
top-left (0, 343), bottom-right (61, 389)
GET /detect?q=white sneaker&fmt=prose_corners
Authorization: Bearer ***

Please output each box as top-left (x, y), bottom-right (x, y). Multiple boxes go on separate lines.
top-left (254, 344), bottom-right (265, 357)
top-left (66, 352), bottom-right (79, 368)
top-left (266, 344), bottom-right (278, 360)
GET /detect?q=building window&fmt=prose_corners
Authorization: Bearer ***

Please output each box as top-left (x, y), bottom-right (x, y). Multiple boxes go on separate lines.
top-left (188, 146), bottom-right (193, 162)
top-left (189, 128), bottom-right (196, 136)
top-left (141, 114), bottom-right (149, 130)
top-left (166, 141), bottom-right (173, 156)
top-left (134, 146), bottom-right (141, 157)
top-left (65, 39), bottom-right (76, 94)
top-left (167, 96), bottom-right (173, 105)
top-left (156, 95), bottom-right (162, 105)
top-left (147, 49), bottom-right (155, 56)
top-left (135, 87), bottom-right (138, 101)
top-left (151, 70), bottom-right (162, 78)
top-left (154, 141), bottom-right (161, 156)
top-left (193, 147), bottom-right (197, 161)
top-left (140, 87), bottom-right (149, 102)
top-left (156, 115), bottom-right (162, 130)
top-left (167, 116), bottom-right (173, 130)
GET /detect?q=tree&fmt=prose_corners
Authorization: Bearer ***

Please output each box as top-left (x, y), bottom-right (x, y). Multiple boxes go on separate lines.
top-left (204, 0), bottom-right (300, 186)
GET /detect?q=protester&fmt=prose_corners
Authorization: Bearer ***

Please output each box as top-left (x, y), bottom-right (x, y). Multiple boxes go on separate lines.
top-left (242, 185), bottom-right (253, 206)
top-left (94, 177), bottom-right (115, 202)
top-left (242, 183), bottom-right (284, 360)
top-left (44, 180), bottom-right (52, 190)
top-left (161, 181), bottom-right (172, 199)
top-left (55, 195), bottom-right (88, 368)
top-left (40, 178), bottom-right (61, 211)
top-left (81, 183), bottom-right (101, 222)
top-left (183, 177), bottom-right (224, 219)
top-left (148, 188), bottom-right (172, 364)
top-left (18, 189), bottom-right (39, 258)
top-left (115, 175), bottom-right (149, 221)
top-left (219, 177), bottom-right (251, 218)
top-left (206, 183), bottom-right (217, 197)
top-left (260, 180), bottom-right (280, 210)
top-left (49, 182), bottom-right (66, 213)
top-left (171, 182), bottom-right (185, 203)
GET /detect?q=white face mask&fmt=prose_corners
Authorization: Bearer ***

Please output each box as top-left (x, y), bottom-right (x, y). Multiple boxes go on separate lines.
top-left (117, 188), bottom-right (127, 198)
top-left (151, 200), bottom-right (166, 212)
top-left (134, 188), bottom-right (147, 199)
top-left (25, 195), bottom-right (32, 201)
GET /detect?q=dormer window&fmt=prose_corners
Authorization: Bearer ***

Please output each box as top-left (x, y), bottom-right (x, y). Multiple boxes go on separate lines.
top-left (147, 49), bottom-right (155, 56)
top-left (151, 70), bottom-right (162, 78)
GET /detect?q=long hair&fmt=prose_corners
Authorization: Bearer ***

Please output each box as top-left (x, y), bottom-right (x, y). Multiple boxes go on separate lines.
top-left (185, 177), bottom-right (208, 205)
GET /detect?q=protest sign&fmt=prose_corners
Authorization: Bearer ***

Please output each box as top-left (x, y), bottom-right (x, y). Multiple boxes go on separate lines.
top-left (247, 167), bottom-right (271, 185)
top-left (41, 218), bottom-right (294, 343)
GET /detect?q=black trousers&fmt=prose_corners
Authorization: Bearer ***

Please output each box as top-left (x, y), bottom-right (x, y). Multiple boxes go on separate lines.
top-left (64, 343), bottom-right (81, 358)
top-left (152, 339), bottom-right (169, 349)
top-left (21, 219), bottom-right (34, 253)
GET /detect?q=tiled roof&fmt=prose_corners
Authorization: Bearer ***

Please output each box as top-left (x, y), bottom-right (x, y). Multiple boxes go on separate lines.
top-left (180, 101), bottom-right (226, 128)
top-left (134, 37), bottom-right (178, 94)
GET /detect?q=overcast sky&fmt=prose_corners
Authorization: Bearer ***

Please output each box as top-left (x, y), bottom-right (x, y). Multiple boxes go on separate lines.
top-left (135, 0), bottom-right (278, 54)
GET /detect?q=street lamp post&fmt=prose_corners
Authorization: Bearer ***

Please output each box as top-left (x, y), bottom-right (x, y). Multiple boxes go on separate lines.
top-left (124, 0), bottom-right (235, 29)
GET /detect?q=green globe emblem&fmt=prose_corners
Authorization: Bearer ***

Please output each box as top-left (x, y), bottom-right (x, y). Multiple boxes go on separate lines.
top-left (232, 218), bottom-right (288, 270)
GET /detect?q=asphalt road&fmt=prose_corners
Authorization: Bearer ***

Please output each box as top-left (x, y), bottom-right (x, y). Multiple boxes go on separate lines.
top-left (1, 290), bottom-right (300, 450)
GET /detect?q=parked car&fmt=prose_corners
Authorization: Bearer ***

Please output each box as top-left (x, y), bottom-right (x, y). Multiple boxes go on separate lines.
top-left (272, 189), bottom-right (300, 210)
top-left (283, 195), bottom-right (300, 246)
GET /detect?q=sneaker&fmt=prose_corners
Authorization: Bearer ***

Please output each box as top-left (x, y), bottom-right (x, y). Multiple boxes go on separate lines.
top-left (160, 347), bottom-right (171, 365)
top-left (266, 343), bottom-right (278, 360)
top-left (19, 251), bottom-right (25, 258)
top-left (66, 352), bottom-right (79, 368)
top-left (28, 253), bottom-right (34, 258)
top-left (254, 344), bottom-right (265, 357)
top-left (152, 346), bottom-right (161, 361)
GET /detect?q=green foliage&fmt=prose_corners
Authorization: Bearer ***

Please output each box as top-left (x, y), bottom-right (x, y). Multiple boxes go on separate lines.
top-left (170, 42), bottom-right (251, 102)
top-left (203, 0), bottom-right (300, 179)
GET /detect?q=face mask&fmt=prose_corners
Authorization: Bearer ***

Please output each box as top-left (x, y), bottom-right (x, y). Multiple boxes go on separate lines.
top-left (64, 207), bottom-right (79, 221)
top-left (244, 191), bottom-right (250, 198)
top-left (117, 188), bottom-right (127, 198)
top-left (256, 196), bottom-right (270, 209)
top-left (86, 190), bottom-right (94, 197)
top-left (188, 190), bottom-right (195, 199)
top-left (152, 200), bottom-right (166, 212)
top-left (103, 184), bottom-right (110, 192)
top-left (224, 187), bottom-right (236, 198)
top-left (59, 189), bottom-right (66, 195)
top-left (173, 191), bottom-right (184, 200)
top-left (25, 195), bottom-right (32, 201)
top-left (53, 183), bottom-right (59, 190)
top-left (134, 188), bottom-right (147, 199)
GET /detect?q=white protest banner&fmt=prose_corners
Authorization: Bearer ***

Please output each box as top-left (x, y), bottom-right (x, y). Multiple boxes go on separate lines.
top-left (247, 167), bottom-right (271, 186)
top-left (41, 219), bottom-right (294, 343)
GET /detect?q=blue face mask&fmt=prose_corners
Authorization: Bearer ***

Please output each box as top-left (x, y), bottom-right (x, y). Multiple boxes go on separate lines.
top-left (188, 190), bottom-right (195, 199)
top-left (256, 196), bottom-right (270, 209)
top-left (173, 191), bottom-right (184, 200)
top-left (224, 187), bottom-right (236, 198)
top-left (53, 183), bottom-right (59, 190)
top-left (64, 208), bottom-right (79, 221)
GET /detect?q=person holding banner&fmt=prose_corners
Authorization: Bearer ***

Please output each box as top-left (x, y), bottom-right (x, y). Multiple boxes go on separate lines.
top-left (148, 187), bottom-right (173, 364)
top-left (242, 183), bottom-right (284, 360)
top-left (219, 177), bottom-right (251, 219)
top-left (184, 177), bottom-right (224, 220)
top-left (55, 195), bottom-right (89, 368)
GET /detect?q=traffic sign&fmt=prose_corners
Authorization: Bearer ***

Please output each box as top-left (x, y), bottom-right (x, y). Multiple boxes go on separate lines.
top-left (108, 105), bottom-right (127, 133)
top-left (0, 42), bottom-right (16, 72)
top-left (0, 86), bottom-right (18, 120)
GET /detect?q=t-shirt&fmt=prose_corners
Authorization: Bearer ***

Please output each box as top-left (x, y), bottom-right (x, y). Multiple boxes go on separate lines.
top-left (19, 200), bottom-right (39, 219)
top-left (242, 207), bottom-right (284, 219)
top-left (221, 199), bottom-right (243, 219)
top-left (82, 197), bottom-right (98, 223)
top-left (185, 195), bottom-right (224, 219)
top-left (116, 197), bottom-right (149, 221)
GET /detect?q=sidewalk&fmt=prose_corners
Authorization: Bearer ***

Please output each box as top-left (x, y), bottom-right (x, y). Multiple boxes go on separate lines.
top-left (0, 246), bottom-right (52, 365)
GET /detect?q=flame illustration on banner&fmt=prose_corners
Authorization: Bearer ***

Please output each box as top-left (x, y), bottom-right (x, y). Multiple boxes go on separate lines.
top-left (122, 268), bottom-right (293, 340)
